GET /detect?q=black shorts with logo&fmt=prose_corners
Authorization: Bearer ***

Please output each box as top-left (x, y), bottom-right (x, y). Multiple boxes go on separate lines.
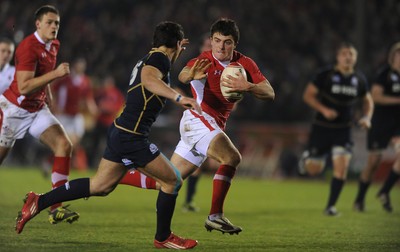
top-left (103, 123), bottom-right (160, 169)
top-left (307, 124), bottom-right (353, 157)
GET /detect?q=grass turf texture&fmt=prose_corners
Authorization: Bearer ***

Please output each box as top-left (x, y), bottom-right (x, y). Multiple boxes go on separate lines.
top-left (0, 167), bottom-right (399, 252)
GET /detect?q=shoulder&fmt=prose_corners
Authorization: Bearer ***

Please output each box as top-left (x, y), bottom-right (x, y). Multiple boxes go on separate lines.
top-left (353, 70), bottom-right (368, 82)
top-left (235, 51), bottom-right (257, 68)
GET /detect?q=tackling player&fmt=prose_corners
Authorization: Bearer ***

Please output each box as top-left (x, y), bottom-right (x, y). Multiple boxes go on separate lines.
top-left (15, 21), bottom-right (200, 250)
top-left (0, 5), bottom-right (79, 224)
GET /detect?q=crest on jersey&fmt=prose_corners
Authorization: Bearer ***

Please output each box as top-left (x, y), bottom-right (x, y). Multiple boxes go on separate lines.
top-left (391, 73), bottom-right (399, 82)
top-left (332, 74), bottom-right (341, 83)
top-left (351, 76), bottom-right (358, 86)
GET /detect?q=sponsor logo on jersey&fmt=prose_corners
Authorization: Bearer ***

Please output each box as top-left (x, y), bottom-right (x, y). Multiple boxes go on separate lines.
top-left (331, 84), bottom-right (358, 96)
top-left (122, 158), bottom-right (134, 166)
top-left (393, 83), bottom-right (400, 93)
top-left (149, 143), bottom-right (158, 154)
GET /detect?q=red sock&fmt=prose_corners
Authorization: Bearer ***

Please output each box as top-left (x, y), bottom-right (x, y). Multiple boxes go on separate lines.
top-left (119, 170), bottom-right (156, 189)
top-left (51, 156), bottom-right (71, 211)
top-left (209, 165), bottom-right (236, 215)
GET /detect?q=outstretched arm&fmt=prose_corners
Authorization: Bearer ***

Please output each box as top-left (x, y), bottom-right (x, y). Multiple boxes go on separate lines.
top-left (142, 65), bottom-right (202, 114)
top-left (178, 59), bottom-right (211, 84)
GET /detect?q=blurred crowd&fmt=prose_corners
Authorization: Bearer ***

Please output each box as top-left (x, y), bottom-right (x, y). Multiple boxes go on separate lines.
top-left (1, 0), bottom-right (399, 172)
top-left (2, 0), bottom-right (399, 122)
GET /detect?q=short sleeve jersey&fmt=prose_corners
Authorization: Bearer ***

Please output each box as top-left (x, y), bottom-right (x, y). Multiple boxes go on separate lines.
top-left (115, 49), bottom-right (170, 137)
top-left (52, 74), bottom-right (93, 115)
top-left (3, 32), bottom-right (60, 112)
top-left (373, 65), bottom-right (400, 117)
top-left (311, 66), bottom-right (369, 128)
top-left (187, 50), bottom-right (266, 130)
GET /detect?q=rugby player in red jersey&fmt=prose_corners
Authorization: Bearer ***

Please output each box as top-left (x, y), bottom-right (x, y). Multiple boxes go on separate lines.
top-left (0, 5), bottom-right (79, 224)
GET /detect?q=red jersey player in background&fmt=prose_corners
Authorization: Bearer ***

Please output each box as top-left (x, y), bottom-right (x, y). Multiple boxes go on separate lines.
top-left (120, 18), bottom-right (275, 234)
top-left (0, 5), bottom-right (79, 224)
top-left (86, 75), bottom-right (125, 167)
top-left (52, 57), bottom-right (98, 170)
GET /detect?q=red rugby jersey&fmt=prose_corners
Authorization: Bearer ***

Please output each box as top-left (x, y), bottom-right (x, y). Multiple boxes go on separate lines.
top-left (3, 32), bottom-right (59, 112)
top-left (187, 50), bottom-right (266, 130)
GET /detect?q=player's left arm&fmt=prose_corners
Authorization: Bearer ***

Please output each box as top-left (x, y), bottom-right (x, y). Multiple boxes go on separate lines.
top-left (225, 74), bottom-right (274, 100)
top-left (358, 92), bottom-right (374, 129)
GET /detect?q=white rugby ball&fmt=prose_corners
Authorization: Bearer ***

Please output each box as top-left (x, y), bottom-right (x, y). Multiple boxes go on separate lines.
top-left (220, 62), bottom-right (246, 101)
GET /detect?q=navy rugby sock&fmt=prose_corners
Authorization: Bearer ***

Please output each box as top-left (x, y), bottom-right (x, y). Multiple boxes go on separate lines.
top-left (155, 190), bottom-right (177, 242)
top-left (379, 170), bottom-right (400, 194)
top-left (355, 180), bottom-right (370, 203)
top-left (327, 177), bottom-right (345, 208)
top-left (186, 176), bottom-right (199, 204)
top-left (38, 178), bottom-right (90, 212)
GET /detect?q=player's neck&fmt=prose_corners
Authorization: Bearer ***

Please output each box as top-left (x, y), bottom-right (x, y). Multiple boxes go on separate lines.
top-left (335, 65), bottom-right (354, 75)
top-left (157, 46), bottom-right (175, 61)
top-left (391, 63), bottom-right (400, 73)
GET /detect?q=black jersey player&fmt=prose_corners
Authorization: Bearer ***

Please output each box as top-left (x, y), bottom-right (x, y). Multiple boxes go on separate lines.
top-left (354, 42), bottom-right (400, 213)
top-left (299, 42), bottom-right (374, 216)
top-left (15, 21), bottom-right (201, 250)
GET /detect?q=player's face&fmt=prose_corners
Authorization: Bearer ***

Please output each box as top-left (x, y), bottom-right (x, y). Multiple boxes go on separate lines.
top-left (392, 50), bottom-right (400, 68)
top-left (336, 47), bottom-right (357, 70)
top-left (0, 42), bottom-right (14, 67)
top-left (211, 33), bottom-right (236, 61)
top-left (36, 12), bottom-right (60, 42)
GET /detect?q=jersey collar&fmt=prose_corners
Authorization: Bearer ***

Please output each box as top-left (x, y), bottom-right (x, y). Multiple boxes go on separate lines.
top-left (34, 31), bottom-right (52, 51)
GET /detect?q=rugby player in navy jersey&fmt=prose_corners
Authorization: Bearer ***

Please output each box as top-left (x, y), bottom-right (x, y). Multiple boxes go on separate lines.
top-left (15, 21), bottom-right (200, 249)
top-left (299, 42), bottom-right (374, 216)
top-left (354, 42), bottom-right (400, 213)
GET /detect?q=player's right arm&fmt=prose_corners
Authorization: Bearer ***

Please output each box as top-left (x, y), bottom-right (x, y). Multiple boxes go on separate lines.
top-left (17, 63), bottom-right (70, 95)
top-left (303, 82), bottom-right (338, 120)
top-left (142, 65), bottom-right (201, 114)
top-left (178, 59), bottom-right (211, 84)
top-left (370, 84), bottom-right (400, 105)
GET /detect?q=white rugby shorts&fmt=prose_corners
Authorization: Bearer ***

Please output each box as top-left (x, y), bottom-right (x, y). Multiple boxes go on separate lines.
top-left (0, 95), bottom-right (61, 147)
top-left (174, 109), bottom-right (222, 167)
top-left (56, 113), bottom-right (85, 139)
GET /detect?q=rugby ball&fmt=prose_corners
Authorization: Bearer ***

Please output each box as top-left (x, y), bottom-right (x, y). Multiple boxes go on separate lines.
top-left (220, 62), bottom-right (246, 101)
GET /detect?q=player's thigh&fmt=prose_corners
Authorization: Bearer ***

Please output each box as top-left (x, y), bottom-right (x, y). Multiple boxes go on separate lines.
top-left (90, 158), bottom-right (126, 195)
top-left (138, 153), bottom-right (181, 187)
top-left (39, 124), bottom-right (72, 154)
top-left (0, 146), bottom-right (11, 164)
top-left (207, 132), bottom-right (241, 164)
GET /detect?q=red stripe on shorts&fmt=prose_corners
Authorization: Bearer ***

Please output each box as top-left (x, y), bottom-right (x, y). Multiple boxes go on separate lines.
top-left (189, 110), bottom-right (215, 131)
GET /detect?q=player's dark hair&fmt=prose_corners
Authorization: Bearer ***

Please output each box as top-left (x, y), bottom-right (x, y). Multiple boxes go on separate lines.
top-left (335, 42), bottom-right (357, 55)
top-left (210, 18), bottom-right (240, 44)
top-left (152, 21), bottom-right (184, 48)
top-left (0, 37), bottom-right (14, 45)
top-left (34, 5), bottom-right (59, 21)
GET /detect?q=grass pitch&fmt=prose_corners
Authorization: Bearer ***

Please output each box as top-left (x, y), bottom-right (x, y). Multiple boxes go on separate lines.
top-left (0, 167), bottom-right (399, 252)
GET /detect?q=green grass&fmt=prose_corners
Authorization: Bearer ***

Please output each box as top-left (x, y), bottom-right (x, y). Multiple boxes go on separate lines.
top-left (0, 167), bottom-right (399, 252)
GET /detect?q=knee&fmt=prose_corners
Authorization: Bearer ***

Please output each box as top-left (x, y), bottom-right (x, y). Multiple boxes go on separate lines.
top-left (162, 174), bottom-right (183, 194)
top-left (305, 159), bottom-right (325, 176)
top-left (223, 151), bottom-right (242, 167)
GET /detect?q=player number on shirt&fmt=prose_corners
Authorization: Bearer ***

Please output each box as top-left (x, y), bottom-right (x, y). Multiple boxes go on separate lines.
top-left (129, 60), bottom-right (144, 86)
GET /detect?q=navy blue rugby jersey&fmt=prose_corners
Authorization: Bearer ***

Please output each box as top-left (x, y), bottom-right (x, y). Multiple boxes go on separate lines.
top-left (115, 49), bottom-right (170, 136)
top-left (311, 66), bottom-right (369, 128)
top-left (373, 65), bottom-right (400, 116)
